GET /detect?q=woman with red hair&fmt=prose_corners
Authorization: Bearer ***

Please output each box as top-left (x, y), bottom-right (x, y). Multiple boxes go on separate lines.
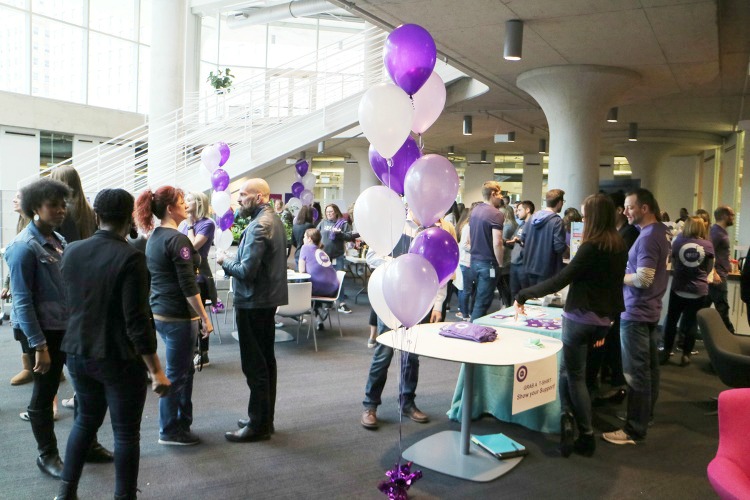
top-left (134, 186), bottom-right (213, 446)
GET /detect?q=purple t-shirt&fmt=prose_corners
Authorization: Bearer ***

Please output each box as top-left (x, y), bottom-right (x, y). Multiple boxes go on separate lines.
top-left (671, 234), bottom-right (714, 296)
top-left (180, 218), bottom-right (215, 260)
top-left (622, 222), bottom-right (671, 323)
top-left (469, 203), bottom-right (504, 264)
top-left (299, 244), bottom-right (339, 297)
top-left (709, 224), bottom-right (730, 279)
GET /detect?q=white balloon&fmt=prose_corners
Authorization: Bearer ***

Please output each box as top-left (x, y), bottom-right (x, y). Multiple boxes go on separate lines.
top-left (300, 172), bottom-right (316, 190)
top-left (354, 186), bottom-right (406, 256)
top-left (212, 190), bottom-right (231, 216)
top-left (215, 229), bottom-right (234, 250)
top-left (286, 197), bottom-right (302, 216)
top-left (358, 83), bottom-right (414, 159)
top-left (201, 144), bottom-right (221, 173)
top-left (300, 189), bottom-right (314, 206)
top-left (368, 262), bottom-right (402, 330)
top-left (411, 72), bottom-right (446, 134)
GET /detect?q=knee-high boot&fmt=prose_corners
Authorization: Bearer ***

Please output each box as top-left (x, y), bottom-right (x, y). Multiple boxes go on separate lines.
top-left (54, 480), bottom-right (79, 500)
top-left (27, 407), bottom-right (64, 478)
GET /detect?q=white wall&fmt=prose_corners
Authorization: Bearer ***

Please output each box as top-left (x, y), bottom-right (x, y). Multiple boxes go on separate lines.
top-left (701, 153), bottom-right (716, 213)
top-left (463, 163), bottom-right (494, 205)
top-left (653, 154), bottom-right (699, 219)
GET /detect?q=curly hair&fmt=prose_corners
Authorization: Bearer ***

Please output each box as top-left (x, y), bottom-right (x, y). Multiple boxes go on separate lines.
top-left (134, 186), bottom-right (184, 232)
top-left (20, 178), bottom-right (71, 220)
top-left (93, 189), bottom-right (135, 227)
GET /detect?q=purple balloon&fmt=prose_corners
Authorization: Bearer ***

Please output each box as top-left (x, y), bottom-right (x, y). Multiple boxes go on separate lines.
top-left (211, 168), bottom-right (230, 192)
top-left (295, 159), bottom-right (309, 177)
top-left (382, 254), bottom-right (439, 328)
top-left (218, 209), bottom-right (235, 231)
top-left (312, 207), bottom-right (319, 221)
top-left (217, 142), bottom-right (230, 167)
top-left (409, 227), bottom-right (459, 287)
top-left (369, 136), bottom-right (421, 196)
top-left (404, 154), bottom-right (459, 228)
top-left (384, 24), bottom-right (437, 96)
top-left (291, 181), bottom-right (304, 198)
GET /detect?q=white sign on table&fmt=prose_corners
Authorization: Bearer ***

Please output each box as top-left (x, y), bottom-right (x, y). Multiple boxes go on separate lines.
top-left (511, 355), bottom-right (558, 415)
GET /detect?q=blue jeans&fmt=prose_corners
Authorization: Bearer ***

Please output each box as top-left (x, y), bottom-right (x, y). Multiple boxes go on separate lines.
top-left (470, 260), bottom-right (499, 320)
top-left (620, 319), bottom-right (660, 440)
top-left (332, 256), bottom-right (348, 301)
top-left (560, 317), bottom-right (609, 435)
top-left (155, 319), bottom-right (198, 438)
top-left (363, 319), bottom-right (419, 411)
top-left (63, 355), bottom-right (147, 497)
top-left (458, 264), bottom-right (475, 318)
top-left (509, 263), bottom-right (529, 302)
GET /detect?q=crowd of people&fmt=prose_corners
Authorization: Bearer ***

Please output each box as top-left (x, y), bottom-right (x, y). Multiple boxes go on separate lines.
top-left (3, 165), bottom-right (744, 497)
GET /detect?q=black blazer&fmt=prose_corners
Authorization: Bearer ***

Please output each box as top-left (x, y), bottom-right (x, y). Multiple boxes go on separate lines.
top-left (516, 241), bottom-right (628, 320)
top-left (61, 230), bottom-right (156, 360)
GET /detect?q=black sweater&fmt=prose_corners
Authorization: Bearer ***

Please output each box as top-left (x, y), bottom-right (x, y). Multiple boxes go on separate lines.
top-left (516, 241), bottom-right (628, 319)
top-left (146, 227), bottom-right (201, 319)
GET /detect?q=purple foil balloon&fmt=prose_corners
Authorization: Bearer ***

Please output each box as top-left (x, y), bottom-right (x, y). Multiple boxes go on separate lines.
top-left (218, 209), bottom-right (235, 231)
top-left (369, 136), bottom-right (421, 196)
top-left (383, 253), bottom-right (439, 328)
top-left (217, 142), bottom-right (230, 167)
top-left (211, 168), bottom-right (230, 192)
top-left (291, 181), bottom-right (304, 198)
top-left (383, 24), bottom-right (437, 96)
top-left (295, 159), bottom-right (309, 177)
top-left (409, 226), bottom-right (459, 287)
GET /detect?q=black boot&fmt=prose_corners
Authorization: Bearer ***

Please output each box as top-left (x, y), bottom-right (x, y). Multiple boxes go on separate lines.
top-left (114, 490), bottom-right (138, 500)
top-left (86, 439), bottom-right (114, 463)
top-left (560, 412), bottom-right (575, 458)
top-left (55, 480), bottom-right (79, 500)
top-left (574, 433), bottom-right (596, 457)
top-left (27, 407), bottom-right (64, 478)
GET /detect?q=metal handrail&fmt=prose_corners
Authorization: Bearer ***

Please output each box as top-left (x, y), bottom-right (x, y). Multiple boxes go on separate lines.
top-left (20, 26), bottom-right (387, 193)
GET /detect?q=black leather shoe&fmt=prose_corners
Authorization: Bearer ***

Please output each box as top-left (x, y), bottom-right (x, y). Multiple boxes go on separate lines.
top-left (55, 480), bottom-right (79, 500)
top-left (85, 441), bottom-right (114, 463)
top-left (37, 454), bottom-right (64, 478)
top-left (225, 425), bottom-right (271, 443)
top-left (560, 412), bottom-right (575, 458)
top-left (574, 433), bottom-right (596, 457)
top-left (237, 419), bottom-right (275, 434)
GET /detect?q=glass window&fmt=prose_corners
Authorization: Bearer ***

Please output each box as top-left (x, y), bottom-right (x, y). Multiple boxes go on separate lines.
top-left (218, 17), bottom-right (265, 68)
top-left (88, 32), bottom-right (137, 111)
top-left (137, 44), bottom-right (149, 114)
top-left (39, 131), bottom-right (73, 174)
top-left (90, 0), bottom-right (137, 40)
top-left (201, 14), bottom-right (219, 65)
top-left (138, 0), bottom-right (150, 45)
top-left (32, 0), bottom-right (85, 26)
top-left (0, 6), bottom-right (30, 94)
top-left (31, 16), bottom-right (85, 103)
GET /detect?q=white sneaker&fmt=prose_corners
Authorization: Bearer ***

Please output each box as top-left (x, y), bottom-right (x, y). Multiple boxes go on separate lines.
top-left (62, 397), bottom-right (75, 409)
top-left (602, 429), bottom-right (637, 445)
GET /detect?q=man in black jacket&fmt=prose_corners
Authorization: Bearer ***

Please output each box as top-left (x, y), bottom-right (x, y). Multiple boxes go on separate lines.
top-left (218, 179), bottom-right (288, 442)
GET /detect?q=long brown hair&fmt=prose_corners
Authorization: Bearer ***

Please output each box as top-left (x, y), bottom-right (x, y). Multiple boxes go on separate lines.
top-left (134, 186), bottom-right (184, 232)
top-left (582, 194), bottom-right (625, 253)
top-left (49, 165), bottom-right (96, 239)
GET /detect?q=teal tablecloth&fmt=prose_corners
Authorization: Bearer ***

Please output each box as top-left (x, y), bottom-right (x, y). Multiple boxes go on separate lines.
top-left (446, 305), bottom-right (564, 434)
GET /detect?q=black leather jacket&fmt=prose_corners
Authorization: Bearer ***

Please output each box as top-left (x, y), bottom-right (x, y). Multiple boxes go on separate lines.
top-left (222, 204), bottom-right (288, 309)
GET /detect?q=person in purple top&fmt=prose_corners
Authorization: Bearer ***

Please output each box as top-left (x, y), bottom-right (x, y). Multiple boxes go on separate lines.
top-left (603, 189), bottom-right (670, 446)
top-left (298, 228), bottom-right (339, 330)
top-left (469, 181), bottom-right (505, 320)
top-left (660, 217), bottom-right (714, 366)
top-left (708, 205), bottom-right (736, 333)
top-left (181, 192), bottom-right (217, 367)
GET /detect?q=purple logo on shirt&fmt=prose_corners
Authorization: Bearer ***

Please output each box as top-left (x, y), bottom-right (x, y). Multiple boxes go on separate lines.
top-left (179, 246), bottom-right (191, 260)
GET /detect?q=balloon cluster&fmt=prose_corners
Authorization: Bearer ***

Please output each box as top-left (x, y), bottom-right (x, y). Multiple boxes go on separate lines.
top-left (286, 158), bottom-right (315, 218)
top-left (355, 24), bottom-right (459, 331)
top-left (201, 142), bottom-right (234, 250)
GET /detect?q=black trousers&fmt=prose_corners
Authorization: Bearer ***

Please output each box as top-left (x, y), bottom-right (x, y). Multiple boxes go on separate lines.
top-left (27, 330), bottom-right (66, 457)
top-left (236, 307), bottom-right (277, 433)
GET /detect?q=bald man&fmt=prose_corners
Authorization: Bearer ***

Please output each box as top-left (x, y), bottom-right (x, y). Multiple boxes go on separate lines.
top-left (217, 179), bottom-right (288, 442)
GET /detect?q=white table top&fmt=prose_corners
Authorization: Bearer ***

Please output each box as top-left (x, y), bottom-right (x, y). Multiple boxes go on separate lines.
top-left (287, 271), bottom-right (311, 280)
top-left (378, 322), bottom-right (562, 366)
top-left (345, 255), bottom-right (367, 264)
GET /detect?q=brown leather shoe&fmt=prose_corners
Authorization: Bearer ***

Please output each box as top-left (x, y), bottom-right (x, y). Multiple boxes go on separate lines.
top-left (403, 406), bottom-right (429, 423)
top-left (361, 409), bottom-right (378, 429)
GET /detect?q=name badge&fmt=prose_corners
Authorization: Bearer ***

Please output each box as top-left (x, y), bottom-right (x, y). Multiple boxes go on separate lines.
top-left (489, 267), bottom-right (496, 278)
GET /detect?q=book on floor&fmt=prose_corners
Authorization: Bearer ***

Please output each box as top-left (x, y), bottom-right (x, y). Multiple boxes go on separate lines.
top-left (470, 433), bottom-right (529, 460)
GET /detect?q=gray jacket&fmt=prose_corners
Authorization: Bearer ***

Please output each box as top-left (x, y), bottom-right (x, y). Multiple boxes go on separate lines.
top-left (222, 204), bottom-right (288, 309)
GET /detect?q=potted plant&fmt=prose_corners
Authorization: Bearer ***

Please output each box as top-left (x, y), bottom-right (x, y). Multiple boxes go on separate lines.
top-left (207, 68), bottom-right (234, 93)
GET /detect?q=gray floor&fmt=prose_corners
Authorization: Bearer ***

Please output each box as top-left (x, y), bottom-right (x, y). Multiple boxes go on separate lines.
top-left (0, 286), bottom-right (725, 499)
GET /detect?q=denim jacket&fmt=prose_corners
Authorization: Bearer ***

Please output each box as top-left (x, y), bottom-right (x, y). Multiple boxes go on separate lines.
top-left (4, 222), bottom-right (68, 347)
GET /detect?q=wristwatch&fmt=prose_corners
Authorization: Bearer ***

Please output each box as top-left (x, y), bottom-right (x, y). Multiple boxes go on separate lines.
top-left (187, 225), bottom-right (195, 231)
top-left (35, 344), bottom-right (48, 352)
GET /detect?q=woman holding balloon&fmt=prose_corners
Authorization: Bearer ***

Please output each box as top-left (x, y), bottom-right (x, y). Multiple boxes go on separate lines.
top-left (317, 203), bottom-right (357, 314)
top-left (181, 191), bottom-right (217, 368)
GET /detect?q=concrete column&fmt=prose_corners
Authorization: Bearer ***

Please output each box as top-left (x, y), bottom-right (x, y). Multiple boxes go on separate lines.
top-left (599, 155), bottom-right (615, 183)
top-left (344, 147), bottom-right (378, 209)
top-left (517, 65), bottom-right (640, 208)
top-left (521, 153), bottom-right (544, 205)
top-left (148, 0), bottom-right (188, 188)
top-left (739, 132), bottom-right (750, 246)
top-left (463, 163), bottom-right (494, 204)
top-left (619, 142), bottom-right (678, 192)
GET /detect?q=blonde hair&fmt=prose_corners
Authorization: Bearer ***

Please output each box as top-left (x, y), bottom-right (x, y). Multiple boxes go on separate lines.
top-left (189, 191), bottom-right (211, 219)
top-left (683, 216), bottom-right (708, 240)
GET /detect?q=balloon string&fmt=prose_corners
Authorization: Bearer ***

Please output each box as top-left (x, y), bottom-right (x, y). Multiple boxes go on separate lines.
top-left (418, 134), bottom-right (423, 152)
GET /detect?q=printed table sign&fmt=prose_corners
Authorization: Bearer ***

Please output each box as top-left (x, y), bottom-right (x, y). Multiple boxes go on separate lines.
top-left (512, 354), bottom-right (559, 415)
